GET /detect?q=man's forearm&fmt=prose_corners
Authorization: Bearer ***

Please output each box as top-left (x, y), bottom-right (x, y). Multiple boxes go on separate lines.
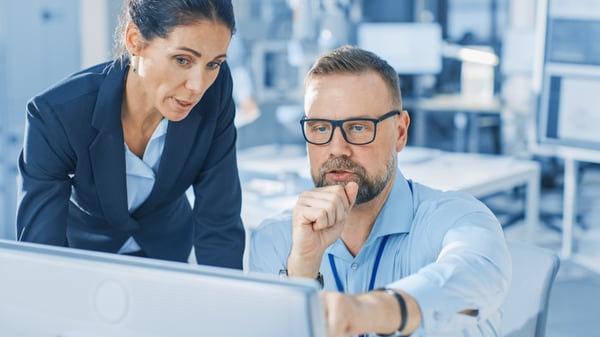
top-left (346, 289), bottom-right (422, 336)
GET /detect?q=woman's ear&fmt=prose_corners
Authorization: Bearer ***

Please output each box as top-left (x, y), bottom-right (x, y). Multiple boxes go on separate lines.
top-left (396, 110), bottom-right (411, 152)
top-left (124, 22), bottom-right (143, 56)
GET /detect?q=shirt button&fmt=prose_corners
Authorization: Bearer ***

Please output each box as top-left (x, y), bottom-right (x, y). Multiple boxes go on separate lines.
top-left (351, 263), bottom-right (358, 270)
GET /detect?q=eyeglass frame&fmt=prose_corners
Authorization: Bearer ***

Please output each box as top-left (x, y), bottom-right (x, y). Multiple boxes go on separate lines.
top-left (299, 110), bottom-right (401, 145)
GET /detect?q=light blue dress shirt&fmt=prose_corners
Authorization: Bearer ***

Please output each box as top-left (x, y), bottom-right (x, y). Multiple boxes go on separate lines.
top-left (248, 170), bottom-right (511, 337)
top-left (118, 118), bottom-right (168, 254)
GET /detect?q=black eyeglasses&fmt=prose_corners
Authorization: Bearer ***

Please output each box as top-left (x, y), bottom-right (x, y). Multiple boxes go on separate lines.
top-left (300, 110), bottom-right (400, 145)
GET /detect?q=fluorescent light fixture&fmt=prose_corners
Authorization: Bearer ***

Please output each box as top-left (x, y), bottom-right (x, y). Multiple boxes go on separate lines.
top-left (442, 43), bottom-right (499, 66)
top-left (458, 47), bottom-right (499, 66)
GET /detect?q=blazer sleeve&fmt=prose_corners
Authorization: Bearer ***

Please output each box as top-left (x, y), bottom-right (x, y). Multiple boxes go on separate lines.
top-left (192, 63), bottom-right (245, 269)
top-left (16, 97), bottom-right (74, 244)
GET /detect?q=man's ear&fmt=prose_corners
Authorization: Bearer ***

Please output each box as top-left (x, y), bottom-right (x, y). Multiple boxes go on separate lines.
top-left (124, 22), bottom-right (143, 55)
top-left (395, 110), bottom-right (411, 152)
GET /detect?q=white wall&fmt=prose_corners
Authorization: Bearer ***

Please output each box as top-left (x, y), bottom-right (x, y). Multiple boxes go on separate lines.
top-left (80, 0), bottom-right (110, 68)
top-left (0, 0), bottom-right (82, 239)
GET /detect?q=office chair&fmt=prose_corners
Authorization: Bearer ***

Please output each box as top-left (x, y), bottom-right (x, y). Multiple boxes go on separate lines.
top-left (501, 240), bottom-right (560, 337)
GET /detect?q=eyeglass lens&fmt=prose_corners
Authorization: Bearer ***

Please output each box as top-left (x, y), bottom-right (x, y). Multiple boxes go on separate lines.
top-left (303, 119), bottom-right (376, 145)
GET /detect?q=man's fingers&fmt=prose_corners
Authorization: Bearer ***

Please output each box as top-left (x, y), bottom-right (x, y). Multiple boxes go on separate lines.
top-left (344, 181), bottom-right (359, 207)
top-left (295, 183), bottom-right (358, 232)
top-left (296, 204), bottom-right (331, 230)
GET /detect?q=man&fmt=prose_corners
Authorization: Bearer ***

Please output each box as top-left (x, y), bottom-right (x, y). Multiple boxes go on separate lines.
top-left (249, 46), bottom-right (511, 337)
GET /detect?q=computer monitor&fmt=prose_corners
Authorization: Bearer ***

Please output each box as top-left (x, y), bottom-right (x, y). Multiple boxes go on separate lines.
top-left (535, 0), bottom-right (600, 151)
top-left (538, 70), bottom-right (600, 150)
top-left (357, 22), bottom-right (442, 75)
top-left (0, 239), bottom-right (326, 337)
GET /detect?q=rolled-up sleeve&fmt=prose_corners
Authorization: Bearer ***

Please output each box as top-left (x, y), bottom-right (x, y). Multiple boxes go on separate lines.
top-left (388, 210), bottom-right (511, 335)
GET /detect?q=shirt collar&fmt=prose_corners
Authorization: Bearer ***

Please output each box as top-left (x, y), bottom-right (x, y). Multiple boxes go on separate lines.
top-left (124, 118), bottom-right (168, 177)
top-left (363, 169), bottom-right (414, 246)
top-left (149, 118), bottom-right (168, 142)
top-left (327, 169), bottom-right (415, 255)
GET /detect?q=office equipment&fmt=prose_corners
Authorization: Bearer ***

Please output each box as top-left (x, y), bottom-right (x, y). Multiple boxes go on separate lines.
top-left (357, 22), bottom-right (442, 75)
top-left (533, 0), bottom-right (600, 267)
top-left (408, 94), bottom-right (502, 152)
top-left (538, 69), bottom-right (600, 150)
top-left (0, 239), bottom-right (326, 337)
top-left (501, 241), bottom-right (560, 337)
top-left (535, 0), bottom-right (600, 150)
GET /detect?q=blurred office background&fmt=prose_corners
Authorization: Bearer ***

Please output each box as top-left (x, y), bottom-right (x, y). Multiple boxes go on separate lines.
top-left (0, 1), bottom-right (599, 336)
top-left (0, 0), bottom-right (543, 239)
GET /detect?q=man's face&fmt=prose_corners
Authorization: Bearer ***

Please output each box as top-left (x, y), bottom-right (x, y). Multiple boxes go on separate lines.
top-left (303, 71), bottom-right (409, 204)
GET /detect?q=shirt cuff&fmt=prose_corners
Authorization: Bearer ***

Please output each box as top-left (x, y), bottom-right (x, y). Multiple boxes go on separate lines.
top-left (386, 274), bottom-right (476, 335)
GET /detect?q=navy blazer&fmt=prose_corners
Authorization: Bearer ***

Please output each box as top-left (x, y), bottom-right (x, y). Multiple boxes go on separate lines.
top-left (16, 59), bottom-right (245, 268)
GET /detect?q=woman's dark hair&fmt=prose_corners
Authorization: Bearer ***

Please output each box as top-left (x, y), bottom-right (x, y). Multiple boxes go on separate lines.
top-left (114, 0), bottom-right (235, 59)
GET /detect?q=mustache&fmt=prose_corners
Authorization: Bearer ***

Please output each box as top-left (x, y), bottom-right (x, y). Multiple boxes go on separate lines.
top-left (318, 157), bottom-right (368, 184)
top-left (321, 157), bottom-right (360, 173)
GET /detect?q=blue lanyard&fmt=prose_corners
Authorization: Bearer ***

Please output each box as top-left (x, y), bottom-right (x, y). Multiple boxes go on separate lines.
top-left (328, 235), bottom-right (390, 337)
top-left (327, 234), bottom-right (390, 292)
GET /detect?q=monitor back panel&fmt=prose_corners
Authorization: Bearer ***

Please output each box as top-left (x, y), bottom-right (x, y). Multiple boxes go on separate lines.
top-left (0, 240), bottom-right (326, 337)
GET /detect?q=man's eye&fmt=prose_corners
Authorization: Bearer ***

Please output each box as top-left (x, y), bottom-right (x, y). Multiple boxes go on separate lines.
top-left (347, 123), bottom-right (368, 132)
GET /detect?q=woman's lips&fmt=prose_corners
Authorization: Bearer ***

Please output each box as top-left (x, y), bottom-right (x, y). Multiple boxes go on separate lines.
top-left (171, 97), bottom-right (194, 112)
top-left (175, 97), bottom-right (193, 107)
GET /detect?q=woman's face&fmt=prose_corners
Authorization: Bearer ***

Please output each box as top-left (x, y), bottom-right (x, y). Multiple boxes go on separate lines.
top-left (129, 20), bottom-right (231, 121)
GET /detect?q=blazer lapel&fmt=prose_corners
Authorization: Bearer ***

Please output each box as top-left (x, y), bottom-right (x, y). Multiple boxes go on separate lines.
top-left (134, 109), bottom-right (203, 216)
top-left (89, 60), bottom-right (138, 231)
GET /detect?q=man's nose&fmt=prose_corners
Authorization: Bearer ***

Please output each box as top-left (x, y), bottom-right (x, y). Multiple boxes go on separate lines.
top-left (328, 126), bottom-right (352, 154)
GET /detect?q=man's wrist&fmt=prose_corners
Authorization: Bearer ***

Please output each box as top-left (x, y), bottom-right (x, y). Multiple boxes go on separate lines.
top-left (374, 288), bottom-right (408, 337)
top-left (286, 251), bottom-right (323, 278)
top-left (279, 269), bottom-right (324, 288)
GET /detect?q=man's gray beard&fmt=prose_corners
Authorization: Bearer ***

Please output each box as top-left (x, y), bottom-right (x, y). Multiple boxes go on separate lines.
top-left (313, 155), bottom-right (396, 205)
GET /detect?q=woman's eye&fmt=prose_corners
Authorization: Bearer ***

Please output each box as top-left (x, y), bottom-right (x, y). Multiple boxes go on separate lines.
top-left (207, 62), bottom-right (222, 70)
top-left (175, 56), bottom-right (190, 65)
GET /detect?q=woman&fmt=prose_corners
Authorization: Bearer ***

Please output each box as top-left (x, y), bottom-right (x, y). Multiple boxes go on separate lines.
top-left (16, 0), bottom-right (245, 268)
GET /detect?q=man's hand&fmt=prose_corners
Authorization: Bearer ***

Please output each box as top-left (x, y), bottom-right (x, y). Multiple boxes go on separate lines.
top-left (287, 182), bottom-right (358, 278)
top-left (321, 289), bottom-right (420, 337)
top-left (321, 292), bottom-right (363, 337)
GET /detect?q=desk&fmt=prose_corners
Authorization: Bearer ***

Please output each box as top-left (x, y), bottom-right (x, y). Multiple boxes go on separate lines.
top-left (534, 145), bottom-right (600, 273)
top-left (238, 145), bottom-right (540, 238)
top-left (407, 95), bottom-right (502, 153)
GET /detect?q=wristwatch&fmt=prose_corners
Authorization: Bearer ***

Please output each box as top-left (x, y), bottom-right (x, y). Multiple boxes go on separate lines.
top-left (279, 269), bottom-right (324, 288)
top-left (374, 288), bottom-right (408, 337)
